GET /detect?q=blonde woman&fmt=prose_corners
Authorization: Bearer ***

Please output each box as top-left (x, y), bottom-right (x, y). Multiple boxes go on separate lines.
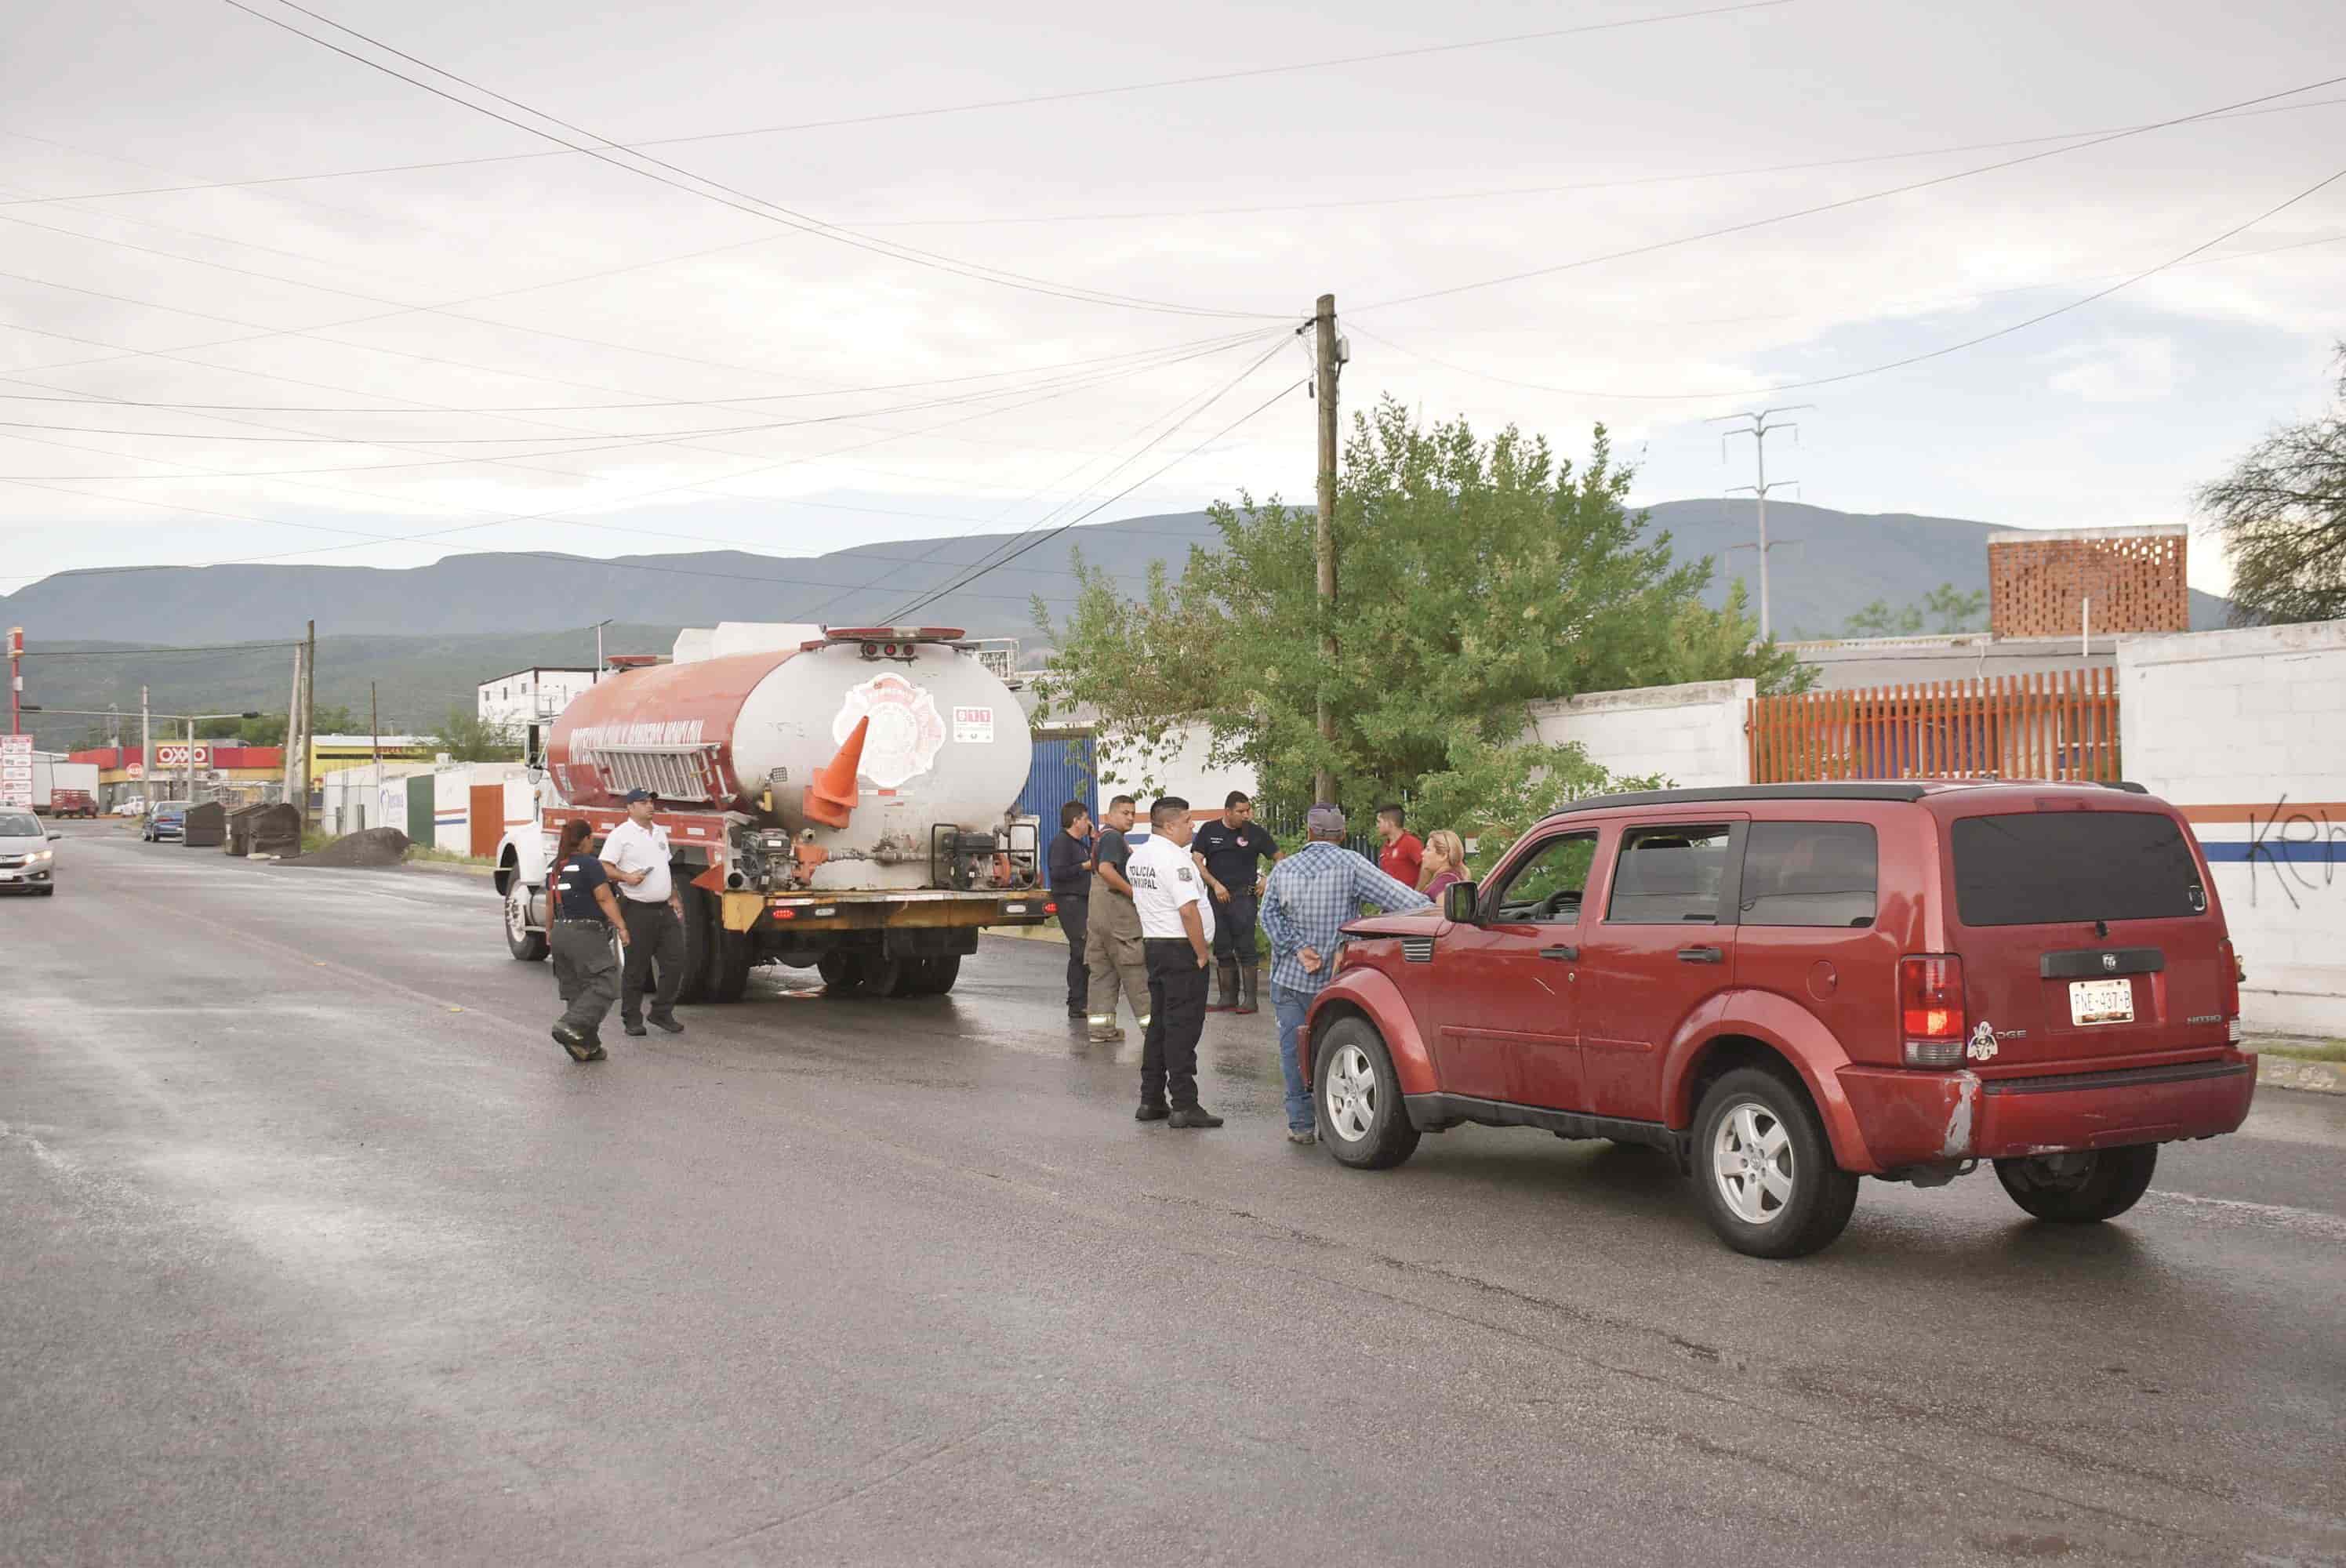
top-left (1421, 830), bottom-right (1469, 898)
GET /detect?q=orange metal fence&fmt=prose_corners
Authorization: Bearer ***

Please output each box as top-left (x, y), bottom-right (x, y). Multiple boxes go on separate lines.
top-left (1747, 668), bottom-right (2120, 784)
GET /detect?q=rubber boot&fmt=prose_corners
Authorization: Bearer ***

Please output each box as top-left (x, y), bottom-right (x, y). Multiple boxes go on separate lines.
top-left (1207, 961), bottom-right (1239, 1013)
top-left (1234, 964), bottom-right (1259, 1015)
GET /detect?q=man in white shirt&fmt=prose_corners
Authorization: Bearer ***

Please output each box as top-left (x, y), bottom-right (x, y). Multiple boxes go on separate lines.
top-left (599, 789), bottom-right (688, 1036)
top-left (1124, 796), bottom-right (1222, 1129)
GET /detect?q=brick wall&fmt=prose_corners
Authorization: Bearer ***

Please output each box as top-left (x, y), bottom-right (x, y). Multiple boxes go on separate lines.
top-left (1989, 527), bottom-right (2188, 637)
top-left (2118, 621), bottom-right (2346, 1035)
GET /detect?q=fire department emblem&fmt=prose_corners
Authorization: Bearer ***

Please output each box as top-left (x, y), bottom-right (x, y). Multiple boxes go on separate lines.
top-left (834, 673), bottom-right (946, 789)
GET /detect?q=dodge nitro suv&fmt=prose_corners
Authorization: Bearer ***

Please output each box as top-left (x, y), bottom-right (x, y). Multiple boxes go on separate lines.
top-left (1301, 782), bottom-right (2253, 1258)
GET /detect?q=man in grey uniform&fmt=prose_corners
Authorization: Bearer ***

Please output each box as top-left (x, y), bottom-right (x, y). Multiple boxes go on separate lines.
top-left (1084, 795), bottom-right (1151, 1044)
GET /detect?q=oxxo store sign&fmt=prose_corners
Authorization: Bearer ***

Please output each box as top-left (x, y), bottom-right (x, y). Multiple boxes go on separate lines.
top-left (154, 743), bottom-right (212, 768)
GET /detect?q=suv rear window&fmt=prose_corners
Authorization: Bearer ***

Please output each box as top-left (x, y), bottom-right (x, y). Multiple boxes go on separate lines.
top-left (1740, 822), bottom-right (1877, 927)
top-left (1950, 811), bottom-right (2207, 927)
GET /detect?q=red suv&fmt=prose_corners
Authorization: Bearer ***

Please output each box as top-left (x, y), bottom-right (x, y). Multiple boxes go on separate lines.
top-left (1300, 782), bottom-right (2253, 1258)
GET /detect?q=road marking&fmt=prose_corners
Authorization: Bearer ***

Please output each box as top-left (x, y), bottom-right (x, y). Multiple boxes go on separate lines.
top-left (2143, 1188), bottom-right (2346, 1242)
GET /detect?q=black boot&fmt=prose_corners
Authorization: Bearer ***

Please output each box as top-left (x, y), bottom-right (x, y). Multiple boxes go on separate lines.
top-left (1135, 1101), bottom-right (1171, 1122)
top-left (1207, 962), bottom-right (1238, 1012)
top-left (1234, 964), bottom-right (1259, 1015)
top-left (1168, 1105), bottom-right (1225, 1129)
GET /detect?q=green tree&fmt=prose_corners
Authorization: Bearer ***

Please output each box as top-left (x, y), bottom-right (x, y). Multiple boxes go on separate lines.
top-left (2197, 343), bottom-right (2346, 624)
top-left (427, 707), bottom-right (517, 762)
top-left (1841, 581), bottom-right (1986, 638)
top-left (1037, 397), bottom-right (1808, 862)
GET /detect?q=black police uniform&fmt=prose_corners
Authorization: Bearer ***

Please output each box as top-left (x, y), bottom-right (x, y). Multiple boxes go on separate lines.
top-left (1046, 828), bottom-right (1094, 1015)
top-left (1190, 816), bottom-right (1279, 1011)
top-left (550, 851), bottom-right (620, 1047)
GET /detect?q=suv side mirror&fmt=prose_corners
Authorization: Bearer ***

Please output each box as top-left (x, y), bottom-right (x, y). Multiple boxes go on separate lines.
top-left (1443, 880), bottom-right (1480, 924)
top-left (46, 831), bottom-right (62, 841)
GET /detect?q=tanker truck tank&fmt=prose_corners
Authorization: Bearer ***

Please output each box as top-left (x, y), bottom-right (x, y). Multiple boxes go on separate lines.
top-left (547, 626), bottom-right (1033, 893)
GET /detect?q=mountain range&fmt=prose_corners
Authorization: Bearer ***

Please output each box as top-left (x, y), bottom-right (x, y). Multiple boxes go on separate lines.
top-left (5, 502), bottom-right (2231, 752)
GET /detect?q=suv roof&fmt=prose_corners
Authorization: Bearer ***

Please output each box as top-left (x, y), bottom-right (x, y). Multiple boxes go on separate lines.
top-left (1538, 779), bottom-right (2151, 820)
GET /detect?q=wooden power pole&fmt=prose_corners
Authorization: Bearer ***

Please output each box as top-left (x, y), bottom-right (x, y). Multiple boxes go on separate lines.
top-left (299, 619), bottom-right (316, 821)
top-left (1313, 292), bottom-right (1342, 808)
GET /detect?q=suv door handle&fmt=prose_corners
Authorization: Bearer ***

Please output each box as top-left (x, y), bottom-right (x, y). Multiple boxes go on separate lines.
top-left (1676, 946), bottom-right (1723, 964)
top-left (1539, 944), bottom-right (1578, 961)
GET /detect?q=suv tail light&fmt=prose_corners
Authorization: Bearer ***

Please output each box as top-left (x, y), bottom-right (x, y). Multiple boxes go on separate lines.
top-left (1899, 954), bottom-right (1967, 1067)
top-left (2220, 938), bottom-right (2244, 1044)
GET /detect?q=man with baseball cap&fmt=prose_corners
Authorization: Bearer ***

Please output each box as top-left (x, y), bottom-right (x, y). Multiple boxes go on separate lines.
top-left (599, 788), bottom-right (688, 1037)
top-left (1258, 804), bottom-right (1432, 1143)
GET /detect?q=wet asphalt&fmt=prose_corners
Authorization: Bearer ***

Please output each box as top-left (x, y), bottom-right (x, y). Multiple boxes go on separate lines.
top-left (2, 821), bottom-right (2342, 1567)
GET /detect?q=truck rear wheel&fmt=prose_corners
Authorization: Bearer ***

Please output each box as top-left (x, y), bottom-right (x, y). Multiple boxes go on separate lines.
top-left (674, 881), bottom-right (718, 1004)
top-left (909, 955), bottom-right (961, 996)
top-left (817, 949), bottom-right (867, 994)
top-left (709, 926), bottom-right (754, 1003)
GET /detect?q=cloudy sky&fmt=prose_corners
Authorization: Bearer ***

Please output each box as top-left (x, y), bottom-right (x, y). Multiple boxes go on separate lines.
top-left (2, 0), bottom-right (2341, 603)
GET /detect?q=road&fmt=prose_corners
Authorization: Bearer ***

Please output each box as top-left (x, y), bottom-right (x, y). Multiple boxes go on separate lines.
top-left (4, 820), bottom-right (2342, 1567)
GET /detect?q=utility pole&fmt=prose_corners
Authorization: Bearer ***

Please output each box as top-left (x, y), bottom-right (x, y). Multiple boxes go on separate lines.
top-left (183, 717), bottom-right (195, 805)
top-left (370, 681), bottom-right (380, 771)
top-left (1312, 293), bottom-right (1344, 807)
top-left (6, 626), bottom-right (20, 735)
top-left (140, 685), bottom-right (151, 800)
top-left (1712, 407), bottom-right (1811, 644)
top-left (298, 619), bottom-right (315, 822)
top-left (283, 637), bottom-right (305, 804)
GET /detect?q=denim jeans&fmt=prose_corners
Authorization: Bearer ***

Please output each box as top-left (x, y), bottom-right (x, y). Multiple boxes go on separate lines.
top-left (1273, 983), bottom-right (1316, 1132)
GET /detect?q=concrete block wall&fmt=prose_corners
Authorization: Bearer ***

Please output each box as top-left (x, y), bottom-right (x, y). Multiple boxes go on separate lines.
top-left (2118, 620), bottom-right (2346, 1035)
top-left (1523, 680), bottom-right (1756, 790)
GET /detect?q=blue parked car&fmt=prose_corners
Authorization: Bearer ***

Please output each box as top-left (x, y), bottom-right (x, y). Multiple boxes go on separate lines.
top-left (143, 802), bottom-right (187, 843)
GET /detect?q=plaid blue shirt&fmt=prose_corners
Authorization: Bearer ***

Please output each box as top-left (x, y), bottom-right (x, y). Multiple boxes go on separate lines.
top-left (1258, 840), bottom-right (1433, 996)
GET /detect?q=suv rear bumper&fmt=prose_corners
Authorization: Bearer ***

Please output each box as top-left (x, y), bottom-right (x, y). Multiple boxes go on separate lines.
top-left (1836, 1055), bottom-right (2256, 1170)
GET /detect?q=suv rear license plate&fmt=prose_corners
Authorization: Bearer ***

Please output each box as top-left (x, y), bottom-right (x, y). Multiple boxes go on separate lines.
top-left (2069, 977), bottom-right (2134, 1025)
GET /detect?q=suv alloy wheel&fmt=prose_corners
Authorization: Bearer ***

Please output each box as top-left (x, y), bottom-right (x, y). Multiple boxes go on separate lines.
top-left (1314, 1018), bottom-right (1420, 1171)
top-left (1692, 1068), bottom-right (1859, 1259)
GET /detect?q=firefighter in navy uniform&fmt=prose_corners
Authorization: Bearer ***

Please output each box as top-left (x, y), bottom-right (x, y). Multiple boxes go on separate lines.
top-left (1189, 789), bottom-right (1283, 1014)
top-left (547, 817), bottom-right (630, 1062)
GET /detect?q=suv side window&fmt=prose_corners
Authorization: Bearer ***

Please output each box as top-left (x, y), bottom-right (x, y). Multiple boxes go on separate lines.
top-left (1606, 824), bottom-right (1733, 924)
top-left (1739, 821), bottom-right (1878, 928)
top-left (1489, 832), bottom-right (1598, 924)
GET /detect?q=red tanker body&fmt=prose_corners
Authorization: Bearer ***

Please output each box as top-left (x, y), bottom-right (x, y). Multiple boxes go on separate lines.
top-left (495, 623), bottom-right (1054, 1002)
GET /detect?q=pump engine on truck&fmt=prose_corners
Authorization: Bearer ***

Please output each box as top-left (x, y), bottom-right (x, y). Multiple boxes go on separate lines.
top-left (493, 622), bottom-right (1055, 1000)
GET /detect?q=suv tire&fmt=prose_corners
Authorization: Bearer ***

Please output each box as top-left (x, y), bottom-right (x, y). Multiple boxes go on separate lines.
top-left (1314, 1018), bottom-right (1420, 1171)
top-left (1693, 1068), bottom-right (1859, 1259)
top-left (1992, 1145), bottom-right (2157, 1223)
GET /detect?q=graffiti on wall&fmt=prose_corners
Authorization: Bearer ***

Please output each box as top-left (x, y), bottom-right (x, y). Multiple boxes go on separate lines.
top-left (2217, 797), bottom-right (2346, 909)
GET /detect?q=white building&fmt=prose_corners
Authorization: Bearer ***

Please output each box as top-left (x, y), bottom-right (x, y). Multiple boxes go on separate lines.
top-left (478, 666), bottom-right (600, 736)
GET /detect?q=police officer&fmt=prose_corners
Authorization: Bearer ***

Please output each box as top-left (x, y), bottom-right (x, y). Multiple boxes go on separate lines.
top-left (1046, 800), bottom-right (1094, 1018)
top-left (1190, 789), bottom-right (1283, 1015)
top-left (547, 817), bottom-right (630, 1062)
top-left (1084, 795), bottom-right (1152, 1044)
top-left (599, 788), bottom-right (687, 1036)
top-left (1126, 796), bottom-right (1222, 1128)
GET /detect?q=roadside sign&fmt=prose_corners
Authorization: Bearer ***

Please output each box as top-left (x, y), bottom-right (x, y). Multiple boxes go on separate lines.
top-left (154, 742), bottom-right (212, 768)
top-left (127, 762), bottom-right (145, 781)
top-left (0, 733), bottom-right (30, 810)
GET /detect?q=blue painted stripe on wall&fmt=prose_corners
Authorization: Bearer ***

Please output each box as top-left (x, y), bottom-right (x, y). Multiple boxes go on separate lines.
top-left (2199, 840), bottom-right (2342, 864)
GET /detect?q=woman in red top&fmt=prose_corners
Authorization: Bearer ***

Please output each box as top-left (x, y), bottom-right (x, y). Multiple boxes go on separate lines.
top-left (1420, 830), bottom-right (1469, 898)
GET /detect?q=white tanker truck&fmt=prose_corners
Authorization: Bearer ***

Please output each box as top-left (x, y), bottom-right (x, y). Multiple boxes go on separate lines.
top-left (493, 622), bottom-right (1055, 1000)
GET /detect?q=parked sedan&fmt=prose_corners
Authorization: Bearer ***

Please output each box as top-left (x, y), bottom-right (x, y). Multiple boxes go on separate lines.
top-left (0, 809), bottom-right (60, 895)
top-left (143, 804), bottom-right (187, 842)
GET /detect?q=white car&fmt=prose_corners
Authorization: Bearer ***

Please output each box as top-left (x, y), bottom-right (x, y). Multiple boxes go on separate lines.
top-left (0, 809), bottom-right (59, 895)
top-left (116, 798), bottom-right (147, 817)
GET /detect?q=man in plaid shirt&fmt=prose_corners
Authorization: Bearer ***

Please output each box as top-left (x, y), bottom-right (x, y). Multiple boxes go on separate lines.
top-left (1258, 804), bottom-right (1433, 1144)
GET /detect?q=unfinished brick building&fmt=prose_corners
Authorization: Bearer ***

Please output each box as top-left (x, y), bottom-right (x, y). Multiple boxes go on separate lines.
top-left (1987, 524), bottom-right (2189, 638)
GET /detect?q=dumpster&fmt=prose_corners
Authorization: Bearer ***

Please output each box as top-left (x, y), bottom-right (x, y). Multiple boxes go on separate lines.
top-left (224, 803), bottom-right (263, 855)
top-left (247, 802), bottom-right (303, 858)
top-left (182, 800), bottom-right (227, 848)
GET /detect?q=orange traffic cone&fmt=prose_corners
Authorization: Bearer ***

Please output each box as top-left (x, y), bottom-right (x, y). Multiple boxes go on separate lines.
top-left (803, 715), bottom-right (868, 829)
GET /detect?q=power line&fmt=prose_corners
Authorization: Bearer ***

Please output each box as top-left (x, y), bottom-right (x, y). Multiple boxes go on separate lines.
top-left (1350, 162), bottom-right (2346, 401)
top-left (888, 378), bottom-right (1306, 620)
top-left (840, 95), bottom-right (2346, 230)
top-left (0, 327), bottom-right (1293, 585)
top-left (5, 1), bottom-right (1798, 212)
top-left (216, 0), bottom-right (1278, 322)
top-left (19, 639), bottom-right (303, 658)
top-left (803, 336), bottom-right (1295, 620)
top-left (1355, 71), bottom-right (2346, 311)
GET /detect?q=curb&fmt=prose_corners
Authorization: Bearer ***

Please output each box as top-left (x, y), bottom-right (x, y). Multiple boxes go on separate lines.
top-left (2257, 1055), bottom-right (2345, 1096)
top-left (403, 857), bottom-right (497, 880)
